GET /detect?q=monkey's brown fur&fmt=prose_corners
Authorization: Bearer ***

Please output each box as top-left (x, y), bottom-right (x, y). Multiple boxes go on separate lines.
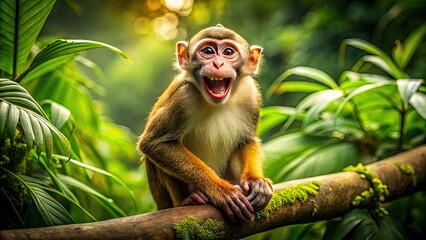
top-left (138, 25), bottom-right (272, 221)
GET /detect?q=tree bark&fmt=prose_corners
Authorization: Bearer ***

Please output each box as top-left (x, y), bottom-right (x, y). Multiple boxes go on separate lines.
top-left (1, 145), bottom-right (425, 240)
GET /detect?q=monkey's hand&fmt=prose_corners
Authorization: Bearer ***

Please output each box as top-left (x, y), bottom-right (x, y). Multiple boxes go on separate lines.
top-left (242, 178), bottom-right (273, 211)
top-left (204, 184), bottom-right (254, 222)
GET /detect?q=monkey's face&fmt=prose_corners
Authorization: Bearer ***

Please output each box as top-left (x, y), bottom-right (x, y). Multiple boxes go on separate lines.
top-left (190, 39), bottom-right (244, 104)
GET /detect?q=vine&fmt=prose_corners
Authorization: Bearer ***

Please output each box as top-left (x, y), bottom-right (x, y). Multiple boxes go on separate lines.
top-left (344, 163), bottom-right (389, 218)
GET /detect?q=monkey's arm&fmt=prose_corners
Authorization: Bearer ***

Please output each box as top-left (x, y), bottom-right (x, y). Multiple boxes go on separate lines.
top-left (138, 81), bottom-right (254, 221)
top-left (239, 138), bottom-right (273, 211)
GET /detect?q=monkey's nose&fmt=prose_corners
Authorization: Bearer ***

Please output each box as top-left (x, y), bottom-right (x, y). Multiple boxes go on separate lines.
top-left (213, 60), bottom-right (224, 69)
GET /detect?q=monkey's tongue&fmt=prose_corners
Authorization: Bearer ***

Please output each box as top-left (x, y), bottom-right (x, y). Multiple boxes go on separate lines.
top-left (209, 80), bottom-right (228, 94)
top-left (204, 77), bottom-right (231, 96)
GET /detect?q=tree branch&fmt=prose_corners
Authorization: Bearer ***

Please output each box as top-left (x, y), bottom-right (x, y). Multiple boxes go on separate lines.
top-left (1, 145), bottom-right (425, 240)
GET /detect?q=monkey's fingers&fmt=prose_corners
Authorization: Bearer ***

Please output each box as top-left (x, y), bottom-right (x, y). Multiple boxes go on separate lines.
top-left (246, 179), bottom-right (273, 211)
top-left (228, 193), bottom-right (254, 221)
top-left (194, 190), bottom-right (210, 203)
top-left (181, 191), bottom-right (210, 205)
top-left (240, 182), bottom-right (250, 196)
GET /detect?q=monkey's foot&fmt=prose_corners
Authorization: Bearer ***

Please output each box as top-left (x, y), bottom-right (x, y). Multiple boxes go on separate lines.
top-left (181, 190), bottom-right (210, 205)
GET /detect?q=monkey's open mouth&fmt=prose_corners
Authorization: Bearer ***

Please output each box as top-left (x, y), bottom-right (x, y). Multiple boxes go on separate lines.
top-left (202, 76), bottom-right (232, 101)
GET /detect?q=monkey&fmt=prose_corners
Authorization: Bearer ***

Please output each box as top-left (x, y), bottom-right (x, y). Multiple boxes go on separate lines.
top-left (137, 24), bottom-right (273, 222)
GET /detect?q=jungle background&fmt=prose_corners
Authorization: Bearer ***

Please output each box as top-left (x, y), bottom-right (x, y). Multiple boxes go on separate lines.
top-left (0, 0), bottom-right (425, 239)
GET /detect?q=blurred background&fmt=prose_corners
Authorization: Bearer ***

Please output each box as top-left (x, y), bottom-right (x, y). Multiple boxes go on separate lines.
top-left (23, 0), bottom-right (424, 238)
top-left (40, 0), bottom-right (425, 133)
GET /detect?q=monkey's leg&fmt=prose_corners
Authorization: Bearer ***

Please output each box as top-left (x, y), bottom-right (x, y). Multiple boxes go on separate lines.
top-left (236, 138), bottom-right (273, 211)
top-left (163, 174), bottom-right (190, 207)
top-left (145, 160), bottom-right (173, 209)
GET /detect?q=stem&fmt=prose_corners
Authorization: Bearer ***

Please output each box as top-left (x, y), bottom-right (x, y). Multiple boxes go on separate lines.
top-left (397, 109), bottom-right (406, 151)
top-left (351, 100), bottom-right (370, 139)
top-left (12, 0), bottom-right (20, 81)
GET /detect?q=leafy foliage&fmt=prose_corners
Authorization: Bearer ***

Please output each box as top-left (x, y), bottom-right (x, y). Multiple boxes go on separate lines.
top-left (258, 23), bottom-right (425, 239)
top-left (0, 0), bottom-right (136, 229)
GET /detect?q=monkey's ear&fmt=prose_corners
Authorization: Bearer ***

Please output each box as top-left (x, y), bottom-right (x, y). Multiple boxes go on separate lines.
top-left (176, 41), bottom-right (189, 71)
top-left (249, 46), bottom-right (263, 75)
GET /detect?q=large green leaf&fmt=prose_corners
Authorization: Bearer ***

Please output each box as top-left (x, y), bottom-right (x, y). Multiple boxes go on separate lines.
top-left (0, 78), bottom-right (46, 116)
top-left (259, 106), bottom-right (296, 137)
top-left (340, 38), bottom-right (408, 79)
top-left (58, 174), bottom-right (127, 218)
top-left (338, 70), bottom-right (391, 85)
top-left (410, 92), bottom-right (426, 119)
top-left (18, 39), bottom-right (132, 81)
top-left (335, 81), bottom-right (395, 119)
top-left (276, 141), bottom-right (360, 181)
top-left (396, 79), bottom-right (423, 110)
top-left (24, 63), bottom-right (101, 132)
top-left (266, 66), bottom-right (338, 99)
top-left (55, 155), bottom-right (137, 211)
top-left (302, 90), bottom-right (344, 127)
top-left (0, 78), bottom-right (71, 159)
top-left (393, 24), bottom-right (426, 69)
top-left (0, 167), bottom-right (75, 226)
top-left (263, 133), bottom-right (336, 181)
top-left (22, 174), bottom-right (97, 222)
top-left (282, 89), bottom-right (343, 131)
top-left (0, 0), bottom-right (56, 79)
top-left (324, 209), bottom-right (369, 240)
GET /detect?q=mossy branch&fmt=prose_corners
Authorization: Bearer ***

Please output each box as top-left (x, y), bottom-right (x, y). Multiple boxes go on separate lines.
top-left (0, 145), bottom-right (425, 240)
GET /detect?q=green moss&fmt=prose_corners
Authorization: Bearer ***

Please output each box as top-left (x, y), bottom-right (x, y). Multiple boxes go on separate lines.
top-left (395, 163), bottom-right (414, 175)
top-left (344, 163), bottom-right (389, 218)
top-left (173, 216), bottom-right (225, 240)
top-left (0, 132), bottom-right (31, 228)
top-left (395, 163), bottom-right (417, 187)
top-left (255, 181), bottom-right (321, 219)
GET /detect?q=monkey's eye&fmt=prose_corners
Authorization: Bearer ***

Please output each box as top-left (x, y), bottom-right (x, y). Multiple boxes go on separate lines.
top-left (201, 46), bottom-right (216, 55)
top-left (222, 48), bottom-right (235, 56)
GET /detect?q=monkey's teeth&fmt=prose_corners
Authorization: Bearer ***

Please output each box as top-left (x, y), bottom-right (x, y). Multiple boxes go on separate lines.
top-left (209, 77), bottom-right (224, 81)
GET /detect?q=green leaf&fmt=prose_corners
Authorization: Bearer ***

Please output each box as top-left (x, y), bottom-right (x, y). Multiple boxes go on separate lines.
top-left (56, 155), bottom-right (137, 211)
top-left (396, 79), bottom-right (423, 110)
top-left (266, 66), bottom-right (338, 99)
top-left (0, 79), bottom-right (71, 159)
top-left (410, 92), bottom-right (426, 119)
top-left (273, 81), bottom-right (328, 94)
top-left (335, 81), bottom-right (395, 119)
top-left (58, 174), bottom-right (127, 218)
top-left (20, 55), bottom-right (75, 83)
top-left (340, 38), bottom-right (407, 79)
top-left (393, 24), bottom-right (426, 69)
top-left (302, 90), bottom-right (344, 127)
top-left (361, 55), bottom-right (403, 79)
top-left (22, 174), bottom-right (96, 222)
top-left (0, 167), bottom-right (75, 226)
top-left (338, 70), bottom-right (391, 85)
top-left (18, 109), bottom-right (34, 150)
top-left (6, 103), bottom-right (19, 140)
top-left (282, 89), bottom-right (343, 131)
top-left (41, 101), bottom-right (72, 130)
top-left (0, 0), bottom-right (56, 79)
top-left (324, 209), bottom-right (369, 240)
top-left (25, 64), bottom-right (101, 133)
top-left (277, 141), bottom-right (360, 181)
top-left (263, 133), bottom-right (332, 181)
top-left (0, 78), bottom-right (46, 116)
top-left (304, 118), bottom-right (363, 139)
top-left (259, 106), bottom-right (296, 137)
top-left (376, 216), bottom-right (406, 240)
top-left (26, 180), bottom-right (75, 226)
top-left (31, 151), bottom-right (78, 203)
top-left (350, 216), bottom-right (378, 240)
top-left (19, 39), bottom-right (132, 81)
